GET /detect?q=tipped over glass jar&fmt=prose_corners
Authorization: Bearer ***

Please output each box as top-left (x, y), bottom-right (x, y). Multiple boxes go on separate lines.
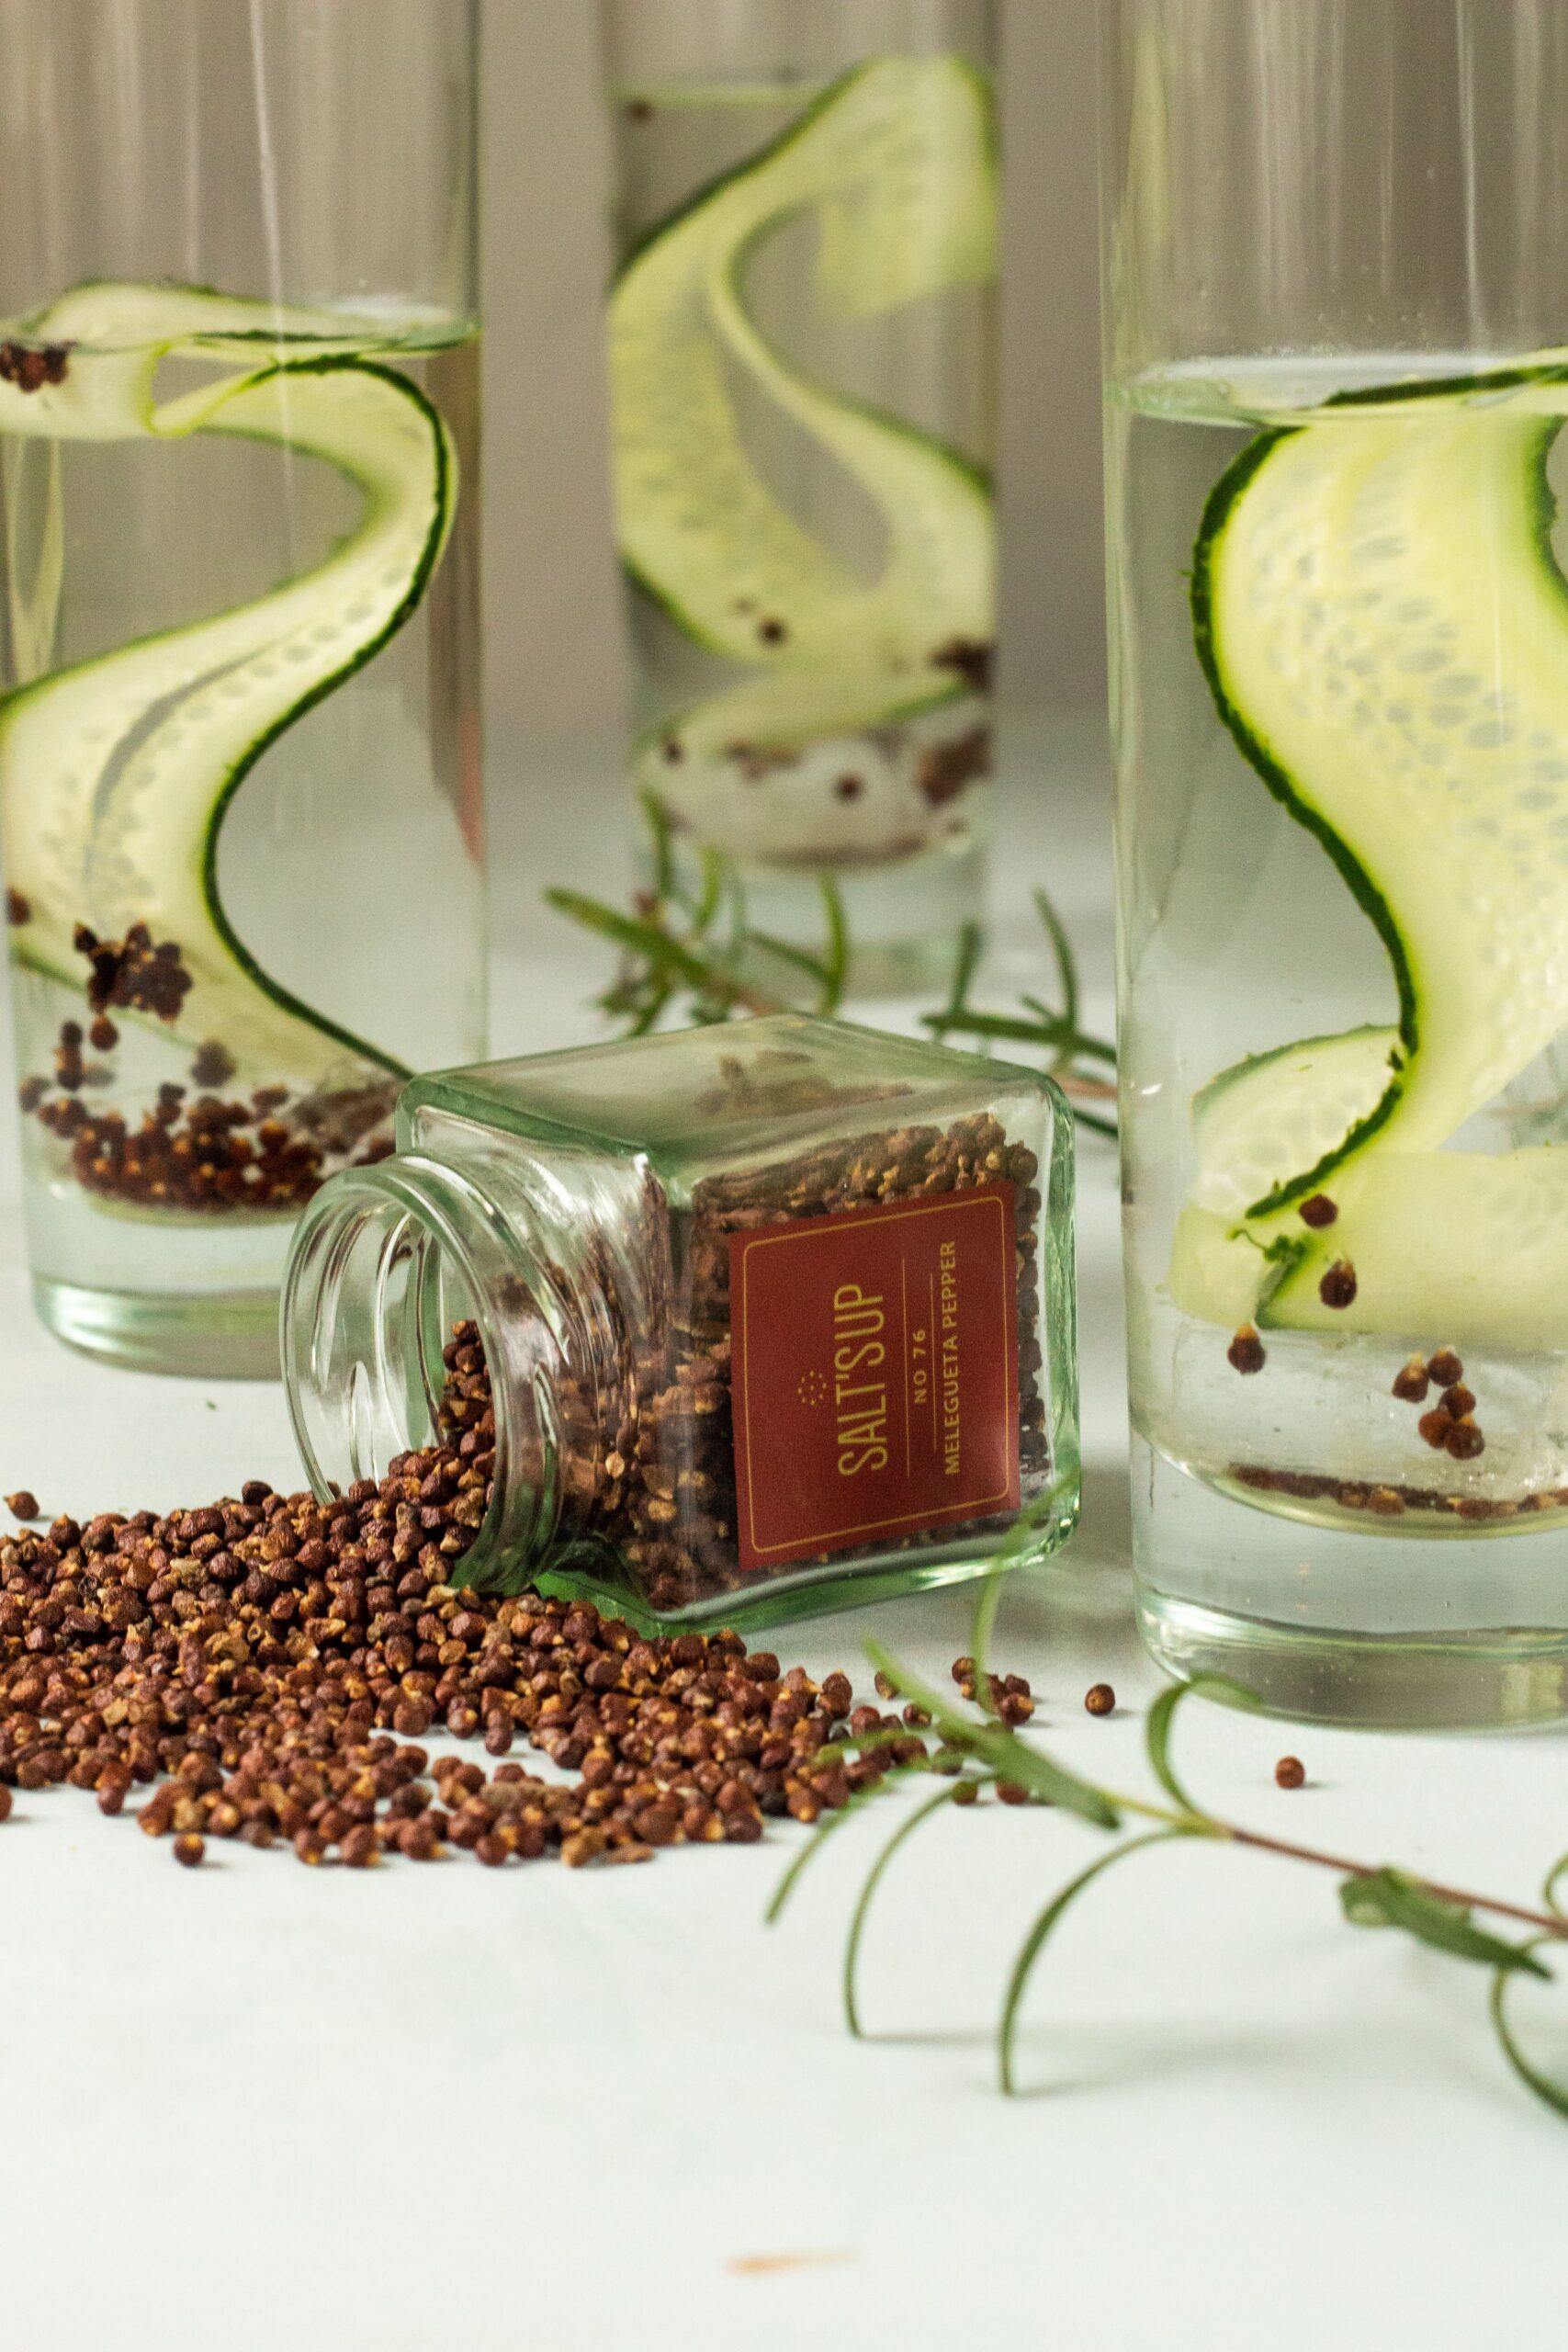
top-left (281, 1016), bottom-right (1078, 1630)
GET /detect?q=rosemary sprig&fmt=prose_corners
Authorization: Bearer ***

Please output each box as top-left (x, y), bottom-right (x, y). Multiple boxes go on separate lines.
top-left (547, 797), bottom-right (1118, 1135)
top-left (547, 792), bottom-right (847, 1032)
top-left (922, 888), bottom-right (1118, 1137)
top-left (773, 1658), bottom-right (1568, 2120)
top-left (1492, 1851), bottom-right (1568, 2118)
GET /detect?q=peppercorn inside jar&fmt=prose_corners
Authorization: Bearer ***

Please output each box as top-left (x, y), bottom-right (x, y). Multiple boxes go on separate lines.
top-left (281, 1015), bottom-right (1079, 1630)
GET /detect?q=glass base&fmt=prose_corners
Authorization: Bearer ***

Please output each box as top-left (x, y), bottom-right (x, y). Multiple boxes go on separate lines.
top-left (1132, 1436), bottom-right (1568, 1729)
top-left (829, 842), bottom-right (987, 997)
top-left (524, 1473), bottom-right (1078, 1634)
top-left (1138, 1590), bottom-right (1568, 1731)
top-left (34, 1274), bottom-right (283, 1380)
top-left (536, 1549), bottom-right (1015, 1636)
top-left (664, 836), bottom-right (986, 999)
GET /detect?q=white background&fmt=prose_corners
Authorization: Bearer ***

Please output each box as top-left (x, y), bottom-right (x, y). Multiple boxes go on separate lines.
top-left (1, 728), bottom-right (1563, 2349)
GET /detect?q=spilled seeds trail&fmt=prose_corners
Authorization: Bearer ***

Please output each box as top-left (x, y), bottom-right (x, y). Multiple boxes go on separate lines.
top-left (0, 1326), bottom-right (1032, 1870)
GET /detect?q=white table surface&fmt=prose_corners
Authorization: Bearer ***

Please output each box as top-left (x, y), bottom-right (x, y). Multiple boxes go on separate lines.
top-left (1, 718), bottom-right (1562, 2350)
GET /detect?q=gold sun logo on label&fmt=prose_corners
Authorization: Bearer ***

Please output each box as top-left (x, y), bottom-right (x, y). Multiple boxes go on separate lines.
top-left (797, 1370), bottom-right (829, 1408)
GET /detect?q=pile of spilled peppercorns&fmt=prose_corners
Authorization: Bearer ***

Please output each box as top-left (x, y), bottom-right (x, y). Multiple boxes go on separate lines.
top-left (0, 1333), bottom-right (1045, 1871)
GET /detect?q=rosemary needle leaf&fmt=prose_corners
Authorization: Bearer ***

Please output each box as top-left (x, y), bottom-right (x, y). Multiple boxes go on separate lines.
top-left (967, 1481), bottom-right (1078, 1703)
top-left (1072, 1105), bottom-right (1120, 1141)
top-left (930, 919), bottom-right (986, 1043)
top-left (844, 1783), bottom-right (968, 2038)
top-left (998, 1830), bottom-right (1189, 2097)
top-left (748, 931), bottom-right (832, 985)
top-left (817, 875), bottom-right (849, 1012)
top-left (764, 1761), bottom-right (938, 1925)
top-left (1340, 1869), bottom-right (1553, 1978)
top-left (626, 981), bottom-right (673, 1039)
top-left (1145, 1674), bottom-right (1261, 1817)
top-left (1543, 1849), bottom-right (1568, 1919)
top-left (1034, 886), bottom-right (1080, 1045)
top-left (696, 845), bottom-right (728, 931)
top-left (1021, 1007), bottom-right (1118, 1068)
top-left (637, 787), bottom-right (677, 901)
top-left (864, 1641), bottom-right (1122, 1830)
top-left (920, 1006), bottom-right (1064, 1048)
top-left (544, 889), bottom-right (717, 993)
top-left (1491, 1953), bottom-right (1568, 2120)
top-left (966, 1563), bottom-right (1007, 1711)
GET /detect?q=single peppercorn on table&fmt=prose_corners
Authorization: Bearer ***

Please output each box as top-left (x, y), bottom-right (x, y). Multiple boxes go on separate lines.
top-left (0, 721), bottom-right (1559, 2351)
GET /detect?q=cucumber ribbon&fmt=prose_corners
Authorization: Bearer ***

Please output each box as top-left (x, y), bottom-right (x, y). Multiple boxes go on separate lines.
top-left (1, 282), bottom-right (457, 1088)
top-left (1175, 367), bottom-right (1568, 1346)
top-left (606, 57), bottom-right (998, 851)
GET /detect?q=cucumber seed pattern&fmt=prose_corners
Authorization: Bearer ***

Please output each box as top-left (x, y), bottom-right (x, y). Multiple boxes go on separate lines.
top-left (606, 57), bottom-right (998, 870)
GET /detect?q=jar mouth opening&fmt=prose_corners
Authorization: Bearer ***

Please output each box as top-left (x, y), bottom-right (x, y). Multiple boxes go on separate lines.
top-left (282, 1154), bottom-right (562, 1580)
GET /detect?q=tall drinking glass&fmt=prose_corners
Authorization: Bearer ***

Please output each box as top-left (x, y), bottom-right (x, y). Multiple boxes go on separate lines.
top-left (0, 0), bottom-right (486, 1376)
top-left (598, 0), bottom-right (998, 989)
top-left (1102, 0), bottom-right (1568, 1725)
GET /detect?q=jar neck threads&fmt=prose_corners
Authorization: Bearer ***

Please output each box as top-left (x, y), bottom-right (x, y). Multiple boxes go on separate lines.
top-left (281, 1148), bottom-right (610, 1585)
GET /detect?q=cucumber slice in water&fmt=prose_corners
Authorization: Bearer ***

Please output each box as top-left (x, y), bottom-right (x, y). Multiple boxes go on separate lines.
top-left (1178, 366), bottom-right (1568, 1344)
top-left (607, 58), bottom-right (997, 843)
top-left (1190, 1025), bottom-right (1403, 1222)
top-left (1, 282), bottom-right (457, 1086)
top-left (1172, 1147), bottom-right (1568, 1352)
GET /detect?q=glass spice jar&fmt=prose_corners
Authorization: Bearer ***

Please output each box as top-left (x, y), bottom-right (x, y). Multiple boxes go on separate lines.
top-left (281, 1016), bottom-right (1078, 1629)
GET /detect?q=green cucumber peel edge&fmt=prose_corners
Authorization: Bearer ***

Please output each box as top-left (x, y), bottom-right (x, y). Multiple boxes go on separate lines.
top-left (1190, 424), bottom-right (1417, 1219)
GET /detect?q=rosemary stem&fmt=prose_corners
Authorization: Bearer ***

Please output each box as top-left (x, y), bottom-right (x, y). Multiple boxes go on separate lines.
top-left (1222, 1824), bottom-right (1568, 1941)
top-left (1092, 1785), bottom-right (1568, 1943)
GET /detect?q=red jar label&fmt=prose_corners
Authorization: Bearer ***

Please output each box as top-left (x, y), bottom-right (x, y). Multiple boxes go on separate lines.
top-left (728, 1184), bottom-right (1021, 1575)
